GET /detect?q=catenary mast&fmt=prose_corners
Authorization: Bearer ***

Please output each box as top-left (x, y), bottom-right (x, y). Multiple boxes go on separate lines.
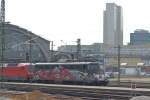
top-left (0, 0), bottom-right (5, 88)
top-left (1, 0), bottom-right (5, 23)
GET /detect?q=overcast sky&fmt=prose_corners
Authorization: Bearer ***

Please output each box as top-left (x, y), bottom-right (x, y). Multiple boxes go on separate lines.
top-left (5, 0), bottom-right (150, 49)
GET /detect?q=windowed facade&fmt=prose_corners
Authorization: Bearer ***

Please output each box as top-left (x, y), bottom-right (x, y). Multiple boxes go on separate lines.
top-left (130, 29), bottom-right (150, 45)
top-left (0, 23), bottom-right (50, 62)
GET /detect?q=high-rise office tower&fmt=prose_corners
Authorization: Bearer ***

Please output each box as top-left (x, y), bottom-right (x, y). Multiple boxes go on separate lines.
top-left (103, 3), bottom-right (123, 46)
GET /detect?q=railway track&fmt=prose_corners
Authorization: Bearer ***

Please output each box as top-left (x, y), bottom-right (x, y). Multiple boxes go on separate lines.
top-left (108, 81), bottom-right (150, 88)
top-left (1, 82), bottom-right (150, 100)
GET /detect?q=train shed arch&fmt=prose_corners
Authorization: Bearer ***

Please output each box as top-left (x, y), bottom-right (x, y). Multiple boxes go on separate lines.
top-left (0, 23), bottom-right (50, 62)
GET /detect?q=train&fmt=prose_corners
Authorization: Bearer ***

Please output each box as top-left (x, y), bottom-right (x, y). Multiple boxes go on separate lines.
top-left (0, 62), bottom-right (109, 86)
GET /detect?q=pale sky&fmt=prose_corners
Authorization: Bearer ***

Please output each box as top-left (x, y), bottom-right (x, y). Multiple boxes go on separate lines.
top-left (5, 0), bottom-right (150, 49)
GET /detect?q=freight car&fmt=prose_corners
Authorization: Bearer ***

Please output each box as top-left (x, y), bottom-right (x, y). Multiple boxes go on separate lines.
top-left (0, 62), bottom-right (109, 86)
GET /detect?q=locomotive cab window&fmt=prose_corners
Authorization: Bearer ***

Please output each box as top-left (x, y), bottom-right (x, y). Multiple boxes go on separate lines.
top-left (87, 64), bottom-right (100, 73)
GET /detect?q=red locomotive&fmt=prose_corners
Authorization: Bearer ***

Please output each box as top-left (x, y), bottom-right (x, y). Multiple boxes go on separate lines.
top-left (0, 62), bottom-right (108, 85)
top-left (0, 63), bottom-right (31, 81)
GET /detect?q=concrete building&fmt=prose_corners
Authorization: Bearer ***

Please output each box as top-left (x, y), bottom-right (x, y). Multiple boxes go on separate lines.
top-left (58, 43), bottom-right (150, 76)
top-left (0, 23), bottom-right (50, 63)
top-left (130, 29), bottom-right (150, 45)
top-left (58, 43), bottom-right (105, 56)
top-left (58, 43), bottom-right (150, 66)
top-left (103, 3), bottom-right (123, 46)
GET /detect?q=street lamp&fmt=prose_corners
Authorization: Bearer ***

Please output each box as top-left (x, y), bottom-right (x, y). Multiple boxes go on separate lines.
top-left (60, 40), bottom-right (75, 53)
top-left (61, 40), bottom-right (67, 45)
top-left (60, 39), bottom-right (81, 61)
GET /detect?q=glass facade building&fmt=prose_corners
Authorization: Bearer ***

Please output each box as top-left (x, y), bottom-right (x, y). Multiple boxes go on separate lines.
top-left (130, 29), bottom-right (150, 45)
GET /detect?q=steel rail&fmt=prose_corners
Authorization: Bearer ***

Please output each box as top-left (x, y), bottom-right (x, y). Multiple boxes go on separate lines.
top-left (2, 82), bottom-right (150, 100)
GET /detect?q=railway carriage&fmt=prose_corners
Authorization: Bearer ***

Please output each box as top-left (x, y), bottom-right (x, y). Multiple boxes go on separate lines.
top-left (0, 62), bottom-right (108, 86)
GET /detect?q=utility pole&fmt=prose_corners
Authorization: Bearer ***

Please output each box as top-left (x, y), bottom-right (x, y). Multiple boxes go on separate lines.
top-left (117, 45), bottom-right (121, 85)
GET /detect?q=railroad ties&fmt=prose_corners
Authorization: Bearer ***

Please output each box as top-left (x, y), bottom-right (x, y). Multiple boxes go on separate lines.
top-left (1, 82), bottom-right (150, 100)
top-left (109, 81), bottom-right (150, 88)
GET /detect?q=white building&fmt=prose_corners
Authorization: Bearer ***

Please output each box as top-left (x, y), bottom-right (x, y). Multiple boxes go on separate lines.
top-left (103, 3), bottom-right (123, 46)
